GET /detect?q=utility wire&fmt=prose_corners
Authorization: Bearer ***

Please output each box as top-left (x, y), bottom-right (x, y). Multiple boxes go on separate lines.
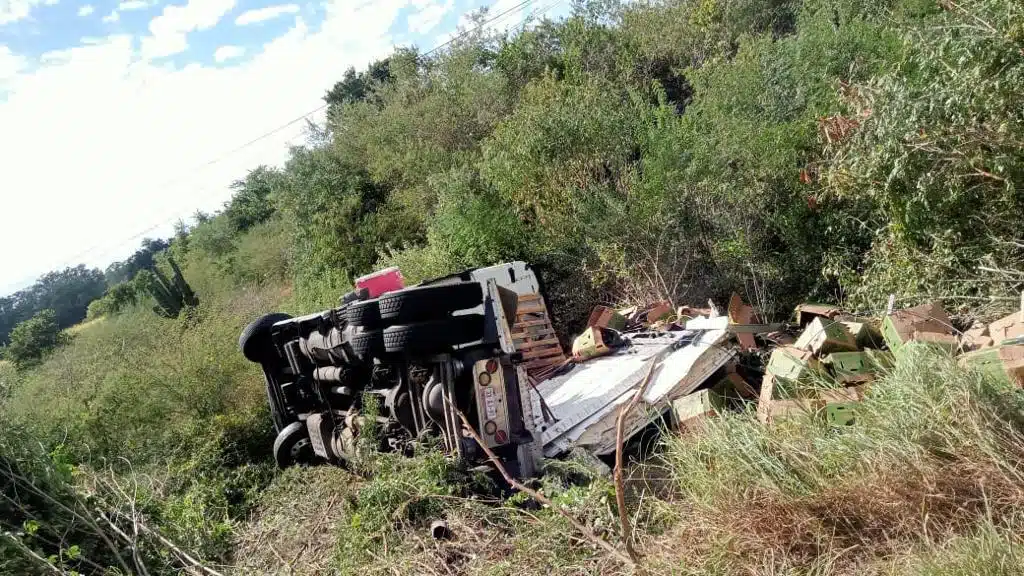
top-left (59, 0), bottom-right (564, 270)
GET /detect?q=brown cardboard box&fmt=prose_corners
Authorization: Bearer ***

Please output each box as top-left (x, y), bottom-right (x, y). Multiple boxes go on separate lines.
top-left (795, 303), bottom-right (841, 327)
top-left (989, 313), bottom-right (1024, 344)
top-left (881, 301), bottom-right (953, 353)
top-left (767, 398), bottom-right (826, 423)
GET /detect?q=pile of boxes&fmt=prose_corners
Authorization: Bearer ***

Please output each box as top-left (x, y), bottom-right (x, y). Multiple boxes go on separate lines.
top-left (756, 310), bottom-right (892, 426)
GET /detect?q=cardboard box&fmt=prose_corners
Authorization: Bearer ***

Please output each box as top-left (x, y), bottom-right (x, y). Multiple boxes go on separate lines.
top-left (826, 403), bottom-right (858, 426)
top-left (587, 306), bottom-right (627, 331)
top-left (989, 313), bottom-right (1024, 345)
top-left (912, 330), bottom-right (960, 353)
top-left (841, 321), bottom-right (882, 349)
top-left (864, 349), bottom-right (895, 372)
top-left (766, 346), bottom-right (823, 383)
top-left (960, 344), bottom-right (1024, 387)
top-left (794, 317), bottom-right (858, 356)
top-left (672, 389), bottom-right (725, 429)
top-left (766, 398), bottom-right (826, 423)
top-left (822, 351), bottom-right (876, 384)
top-left (645, 301), bottom-right (674, 324)
top-left (795, 303), bottom-right (841, 327)
top-left (712, 369), bottom-right (758, 400)
top-left (882, 301), bottom-right (952, 353)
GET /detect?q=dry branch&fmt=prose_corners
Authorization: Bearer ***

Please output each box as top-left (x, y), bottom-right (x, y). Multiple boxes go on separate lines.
top-left (450, 405), bottom-right (637, 569)
top-left (614, 360), bottom-right (658, 568)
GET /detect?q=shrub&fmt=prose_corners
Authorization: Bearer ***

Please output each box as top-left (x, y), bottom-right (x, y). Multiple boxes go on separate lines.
top-left (5, 310), bottom-right (67, 370)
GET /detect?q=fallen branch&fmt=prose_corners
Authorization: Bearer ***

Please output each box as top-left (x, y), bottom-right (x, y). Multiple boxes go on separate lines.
top-left (614, 360), bottom-right (658, 568)
top-left (449, 406), bottom-right (636, 569)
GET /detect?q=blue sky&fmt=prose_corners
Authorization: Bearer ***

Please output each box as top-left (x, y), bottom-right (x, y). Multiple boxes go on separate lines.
top-left (0, 0), bottom-right (570, 295)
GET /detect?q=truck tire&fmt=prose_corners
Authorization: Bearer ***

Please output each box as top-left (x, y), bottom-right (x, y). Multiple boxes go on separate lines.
top-left (383, 314), bottom-right (486, 355)
top-left (239, 312), bottom-right (293, 362)
top-left (378, 283), bottom-right (483, 323)
top-left (345, 299), bottom-right (383, 329)
top-left (349, 329), bottom-right (385, 361)
top-left (273, 422), bottom-right (315, 468)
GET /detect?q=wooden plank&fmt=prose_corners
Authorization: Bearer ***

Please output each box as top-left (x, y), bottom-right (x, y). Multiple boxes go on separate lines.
top-left (515, 319), bottom-right (550, 328)
top-left (516, 337), bottom-right (560, 350)
top-left (515, 304), bottom-right (546, 316)
top-left (517, 293), bottom-right (541, 302)
top-left (512, 328), bottom-right (556, 341)
top-left (522, 346), bottom-right (566, 360)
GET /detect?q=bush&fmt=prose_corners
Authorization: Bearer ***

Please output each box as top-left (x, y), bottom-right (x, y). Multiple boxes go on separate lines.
top-left (5, 310), bottom-right (67, 370)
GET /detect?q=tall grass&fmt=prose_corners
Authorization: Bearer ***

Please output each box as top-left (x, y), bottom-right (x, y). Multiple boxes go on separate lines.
top-left (656, 346), bottom-right (1024, 573)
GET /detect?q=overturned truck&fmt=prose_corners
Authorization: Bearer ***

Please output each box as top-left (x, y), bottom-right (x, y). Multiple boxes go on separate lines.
top-left (239, 262), bottom-right (733, 476)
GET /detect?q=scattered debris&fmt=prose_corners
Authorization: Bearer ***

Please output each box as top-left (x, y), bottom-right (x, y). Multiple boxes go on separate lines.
top-left (430, 520), bottom-right (452, 540)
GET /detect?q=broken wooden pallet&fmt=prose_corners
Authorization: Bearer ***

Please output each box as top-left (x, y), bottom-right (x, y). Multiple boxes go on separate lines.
top-left (513, 292), bottom-right (567, 379)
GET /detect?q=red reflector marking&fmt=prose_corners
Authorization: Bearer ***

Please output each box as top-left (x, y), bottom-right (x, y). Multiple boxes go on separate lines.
top-left (495, 430), bottom-right (507, 444)
top-left (486, 359), bottom-right (499, 373)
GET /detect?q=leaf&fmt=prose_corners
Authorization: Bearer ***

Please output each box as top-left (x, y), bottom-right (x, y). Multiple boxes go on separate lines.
top-left (23, 520), bottom-right (39, 535)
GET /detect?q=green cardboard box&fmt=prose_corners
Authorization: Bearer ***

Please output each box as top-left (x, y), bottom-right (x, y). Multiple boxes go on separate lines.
top-left (881, 301), bottom-right (953, 354)
top-left (959, 345), bottom-right (1024, 387)
top-left (823, 351), bottom-right (874, 384)
top-left (672, 389), bottom-right (725, 429)
top-left (794, 317), bottom-right (858, 356)
top-left (767, 346), bottom-right (822, 383)
top-left (826, 403), bottom-right (858, 426)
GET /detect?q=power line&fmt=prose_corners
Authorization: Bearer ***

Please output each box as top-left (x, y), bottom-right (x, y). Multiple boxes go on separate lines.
top-left (60, 0), bottom-right (565, 270)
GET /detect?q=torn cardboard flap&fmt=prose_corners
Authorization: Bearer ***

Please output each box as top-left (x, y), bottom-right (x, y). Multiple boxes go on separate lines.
top-left (587, 306), bottom-right (627, 331)
top-left (728, 293), bottom-right (758, 350)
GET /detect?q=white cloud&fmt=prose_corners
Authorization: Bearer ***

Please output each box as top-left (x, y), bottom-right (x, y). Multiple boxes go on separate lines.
top-left (141, 0), bottom-right (236, 59)
top-left (118, 0), bottom-right (148, 10)
top-left (0, 0), bottom-right (416, 293)
top-left (101, 9), bottom-right (118, 22)
top-left (0, 0), bottom-right (44, 24)
top-left (213, 44), bottom-right (243, 62)
top-left (407, 0), bottom-right (452, 34)
top-left (234, 3), bottom-right (297, 26)
top-left (77, 4), bottom-right (94, 15)
top-left (0, 45), bottom-right (26, 81)
top-left (43, 0), bottom-right (57, 5)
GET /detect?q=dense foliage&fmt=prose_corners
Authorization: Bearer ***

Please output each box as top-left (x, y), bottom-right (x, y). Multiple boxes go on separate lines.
top-left (3, 310), bottom-right (67, 370)
top-left (0, 266), bottom-right (105, 346)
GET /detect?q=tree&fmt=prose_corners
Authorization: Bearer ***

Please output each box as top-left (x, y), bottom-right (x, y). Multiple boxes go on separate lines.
top-left (0, 266), bottom-right (106, 346)
top-left (224, 166), bottom-right (283, 232)
top-left (5, 310), bottom-right (67, 370)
